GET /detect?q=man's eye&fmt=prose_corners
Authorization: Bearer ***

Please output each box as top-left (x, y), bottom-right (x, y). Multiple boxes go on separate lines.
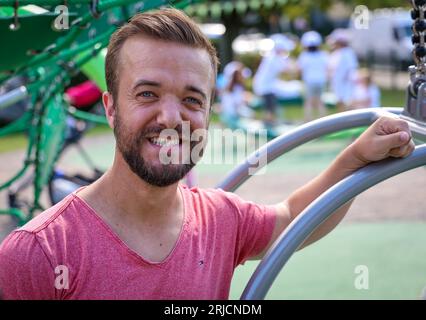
top-left (138, 91), bottom-right (155, 98)
top-left (185, 97), bottom-right (202, 106)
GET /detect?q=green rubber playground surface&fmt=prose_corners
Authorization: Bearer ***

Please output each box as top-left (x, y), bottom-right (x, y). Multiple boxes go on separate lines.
top-left (230, 222), bottom-right (426, 300)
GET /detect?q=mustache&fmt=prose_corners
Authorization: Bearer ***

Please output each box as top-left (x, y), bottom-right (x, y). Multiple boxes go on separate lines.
top-left (141, 125), bottom-right (183, 137)
top-left (139, 124), bottom-right (198, 141)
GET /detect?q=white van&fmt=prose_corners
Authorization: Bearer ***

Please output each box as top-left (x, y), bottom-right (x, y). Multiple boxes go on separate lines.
top-left (349, 8), bottom-right (413, 65)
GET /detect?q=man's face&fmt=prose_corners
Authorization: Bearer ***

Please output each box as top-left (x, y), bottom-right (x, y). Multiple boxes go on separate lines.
top-left (107, 36), bottom-right (214, 187)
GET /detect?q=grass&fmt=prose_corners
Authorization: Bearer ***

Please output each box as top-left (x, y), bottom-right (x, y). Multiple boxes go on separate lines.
top-left (0, 132), bottom-right (28, 153)
top-left (230, 222), bottom-right (426, 300)
top-left (253, 88), bottom-right (406, 122)
top-left (381, 88), bottom-right (408, 108)
top-left (0, 123), bottom-right (112, 154)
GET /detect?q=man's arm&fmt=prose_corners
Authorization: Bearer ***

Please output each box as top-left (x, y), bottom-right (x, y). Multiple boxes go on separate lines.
top-left (255, 116), bottom-right (415, 259)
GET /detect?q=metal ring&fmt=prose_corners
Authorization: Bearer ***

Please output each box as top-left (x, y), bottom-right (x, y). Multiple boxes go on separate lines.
top-left (413, 47), bottom-right (421, 66)
top-left (412, 0), bottom-right (419, 10)
top-left (412, 0), bottom-right (426, 10)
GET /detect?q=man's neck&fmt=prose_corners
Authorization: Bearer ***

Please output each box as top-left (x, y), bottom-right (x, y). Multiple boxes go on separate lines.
top-left (78, 155), bottom-right (182, 228)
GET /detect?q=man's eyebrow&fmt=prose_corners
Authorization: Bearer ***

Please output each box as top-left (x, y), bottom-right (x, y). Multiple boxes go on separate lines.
top-left (186, 85), bottom-right (207, 101)
top-left (132, 79), bottom-right (161, 90)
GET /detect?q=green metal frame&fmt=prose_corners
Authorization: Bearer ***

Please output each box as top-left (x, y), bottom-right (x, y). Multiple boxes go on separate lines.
top-left (0, 0), bottom-right (205, 224)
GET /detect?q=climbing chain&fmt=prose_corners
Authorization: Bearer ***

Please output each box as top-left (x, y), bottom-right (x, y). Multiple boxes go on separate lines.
top-left (411, 0), bottom-right (426, 72)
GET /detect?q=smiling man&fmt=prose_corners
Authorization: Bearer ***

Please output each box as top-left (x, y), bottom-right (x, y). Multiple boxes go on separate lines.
top-left (0, 8), bottom-right (415, 300)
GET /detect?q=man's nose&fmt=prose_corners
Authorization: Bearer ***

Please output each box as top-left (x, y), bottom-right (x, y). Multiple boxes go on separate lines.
top-left (156, 98), bottom-right (183, 129)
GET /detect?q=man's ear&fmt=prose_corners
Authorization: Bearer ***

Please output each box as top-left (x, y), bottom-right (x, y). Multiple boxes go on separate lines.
top-left (102, 91), bottom-right (116, 129)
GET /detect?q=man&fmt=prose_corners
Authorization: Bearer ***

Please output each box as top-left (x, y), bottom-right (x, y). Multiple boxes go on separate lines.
top-left (0, 9), bottom-right (415, 299)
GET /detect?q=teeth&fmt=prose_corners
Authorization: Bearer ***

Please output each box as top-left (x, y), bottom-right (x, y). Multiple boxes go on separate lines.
top-left (149, 137), bottom-right (180, 147)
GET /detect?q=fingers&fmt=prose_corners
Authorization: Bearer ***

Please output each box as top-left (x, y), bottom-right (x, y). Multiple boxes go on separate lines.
top-left (376, 116), bottom-right (410, 136)
top-left (378, 130), bottom-right (411, 151)
top-left (373, 116), bottom-right (416, 159)
top-left (389, 139), bottom-right (416, 158)
top-left (355, 116), bottom-right (415, 163)
top-left (375, 116), bottom-right (413, 148)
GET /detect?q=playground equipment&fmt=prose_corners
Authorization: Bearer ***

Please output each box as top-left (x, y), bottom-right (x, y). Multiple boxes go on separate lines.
top-left (216, 0), bottom-right (426, 299)
top-left (217, 107), bottom-right (426, 299)
top-left (0, 0), bottom-right (201, 224)
top-left (0, 0), bottom-right (425, 300)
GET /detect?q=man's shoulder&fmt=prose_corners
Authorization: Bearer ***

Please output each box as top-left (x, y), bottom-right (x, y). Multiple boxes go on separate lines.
top-left (0, 193), bottom-right (93, 268)
top-left (180, 184), bottom-right (244, 213)
top-left (18, 193), bottom-right (82, 234)
top-left (181, 184), bottom-right (232, 201)
top-left (0, 194), bottom-right (85, 300)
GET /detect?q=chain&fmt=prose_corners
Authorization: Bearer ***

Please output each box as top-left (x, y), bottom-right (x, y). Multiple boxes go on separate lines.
top-left (411, 0), bottom-right (426, 73)
top-left (403, 0), bottom-right (426, 128)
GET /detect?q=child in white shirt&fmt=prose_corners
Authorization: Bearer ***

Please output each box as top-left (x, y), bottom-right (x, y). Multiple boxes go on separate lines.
top-left (350, 69), bottom-right (381, 109)
top-left (297, 31), bottom-right (329, 122)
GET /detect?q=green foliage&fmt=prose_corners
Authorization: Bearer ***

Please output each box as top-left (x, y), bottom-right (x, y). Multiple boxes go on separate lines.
top-left (281, 0), bottom-right (333, 20)
top-left (281, 0), bottom-right (409, 16)
top-left (235, 52), bottom-right (262, 75)
top-left (349, 0), bottom-right (410, 10)
top-left (278, 0), bottom-right (410, 23)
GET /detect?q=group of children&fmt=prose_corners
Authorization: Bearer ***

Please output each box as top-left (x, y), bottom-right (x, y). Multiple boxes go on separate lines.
top-left (219, 29), bottom-right (381, 126)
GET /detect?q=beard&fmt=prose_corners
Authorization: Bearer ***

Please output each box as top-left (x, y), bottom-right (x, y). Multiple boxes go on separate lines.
top-left (113, 109), bottom-right (204, 187)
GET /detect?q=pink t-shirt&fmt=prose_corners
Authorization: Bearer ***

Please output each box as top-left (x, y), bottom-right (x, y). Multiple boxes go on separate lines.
top-left (0, 185), bottom-right (276, 300)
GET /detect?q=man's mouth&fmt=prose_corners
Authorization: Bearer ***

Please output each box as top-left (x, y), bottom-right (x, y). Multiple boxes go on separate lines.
top-left (147, 137), bottom-right (181, 147)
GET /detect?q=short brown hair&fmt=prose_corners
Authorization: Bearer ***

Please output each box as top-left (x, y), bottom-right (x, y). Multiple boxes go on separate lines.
top-left (105, 8), bottom-right (219, 102)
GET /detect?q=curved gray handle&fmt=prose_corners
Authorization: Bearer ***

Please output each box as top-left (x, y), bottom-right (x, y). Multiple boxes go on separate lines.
top-left (241, 144), bottom-right (426, 300)
top-left (217, 108), bottom-right (402, 192)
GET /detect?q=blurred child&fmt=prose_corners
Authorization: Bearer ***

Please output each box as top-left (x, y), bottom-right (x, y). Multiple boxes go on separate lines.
top-left (297, 31), bottom-right (329, 122)
top-left (253, 34), bottom-right (294, 126)
top-left (350, 69), bottom-right (381, 109)
top-left (220, 61), bottom-right (252, 129)
top-left (327, 29), bottom-right (359, 112)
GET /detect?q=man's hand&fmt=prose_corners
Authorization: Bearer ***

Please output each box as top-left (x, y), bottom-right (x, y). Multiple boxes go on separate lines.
top-left (256, 116), bottom-right (417, 259)
top-left (348, 116), bottom-right (415, 168)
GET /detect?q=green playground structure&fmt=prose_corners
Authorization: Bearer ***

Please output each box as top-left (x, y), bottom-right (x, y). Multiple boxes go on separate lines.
top-left (0, 0), bottom-right (204, 224)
